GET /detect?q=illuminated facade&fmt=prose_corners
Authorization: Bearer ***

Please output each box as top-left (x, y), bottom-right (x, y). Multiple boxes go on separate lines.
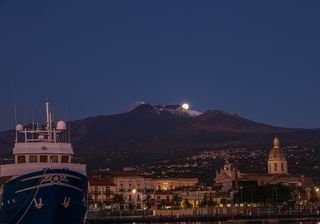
top-left (215, 137), bottom-right (312, 193)
top-left (112, 172), bottom-right (145, 209)
top-left (268, 137), bottom-right (288, 174)
top-left (146, 178), bottom-right (198, 191)
top-left (214, 160), bottom-right (240, 192)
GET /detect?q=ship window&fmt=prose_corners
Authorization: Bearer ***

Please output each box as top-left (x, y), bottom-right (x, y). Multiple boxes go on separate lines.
top-left (29, 155), bottom-right (37, 163)
top-left (50, 155), bottom-right (58, 163)
top-left (61, 156), bottom-right (69, 163)
top-left (17, 156), bottom-right (26, 163)
top-left (40, 155), bottom-right (48, 163)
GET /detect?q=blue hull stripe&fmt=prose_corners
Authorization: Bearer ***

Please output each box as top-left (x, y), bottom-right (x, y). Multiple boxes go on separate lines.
top-left (0, 169), bottom-right (87, 224)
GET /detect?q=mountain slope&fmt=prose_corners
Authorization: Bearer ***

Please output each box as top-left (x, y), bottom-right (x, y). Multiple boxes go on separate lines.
top-left (70, 103), bottom-right (193, 146)
top-left (0, 104), bottom-right (319, 171)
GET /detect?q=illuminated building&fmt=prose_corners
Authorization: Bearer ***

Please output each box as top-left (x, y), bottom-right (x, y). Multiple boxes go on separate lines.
top-left (215, 137), bottom-right (313, 193)
top-left (111, 172), bottom-right (145, 209)
top-left (146, 178), bottom-right (198, 191)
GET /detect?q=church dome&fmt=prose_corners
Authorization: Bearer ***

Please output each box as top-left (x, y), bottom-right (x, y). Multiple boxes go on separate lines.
top-left (268, 137), bottom-right (286, 161)
top-left (268, 147), bottom-right (286, 160)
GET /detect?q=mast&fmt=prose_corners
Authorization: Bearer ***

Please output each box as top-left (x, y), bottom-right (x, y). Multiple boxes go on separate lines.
top-left (46, 101), bottom-right (50, 131)
top-left (15, 101), bottom-right (68, 144)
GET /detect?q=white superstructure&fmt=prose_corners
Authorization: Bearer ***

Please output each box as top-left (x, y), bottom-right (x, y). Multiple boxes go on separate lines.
top-left (0, 102), bottom-right (86, 177)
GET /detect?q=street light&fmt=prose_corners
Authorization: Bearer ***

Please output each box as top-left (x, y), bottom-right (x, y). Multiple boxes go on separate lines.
top-left (239, 186), bottom-right (243, 204)
top-left (131, 188), bottom-right (137, 215)
top-left (272, 187), bottom-right (278, 204)
top-left (315, 187), bottom-right (319, 197)
top-left (315, 187), bottom-right (319, 206)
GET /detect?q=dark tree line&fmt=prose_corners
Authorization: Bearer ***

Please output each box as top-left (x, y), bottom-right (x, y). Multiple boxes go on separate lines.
top-left (234, 184), bottom-right (292, 204)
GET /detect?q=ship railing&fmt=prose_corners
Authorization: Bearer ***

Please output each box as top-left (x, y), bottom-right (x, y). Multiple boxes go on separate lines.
top-left (16, 129), bottom-right (69, 144)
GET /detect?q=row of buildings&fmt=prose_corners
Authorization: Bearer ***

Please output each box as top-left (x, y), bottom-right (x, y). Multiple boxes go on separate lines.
top-left (88, 137), bottom-right (313, 210)
top-left (215, 137), bottom-right (312, 192)
top-left (88, 173), bottom-right (199, 210)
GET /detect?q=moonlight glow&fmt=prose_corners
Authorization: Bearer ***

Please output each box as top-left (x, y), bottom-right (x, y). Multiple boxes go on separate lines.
top-left (182, 103), bottom-right (190, 110)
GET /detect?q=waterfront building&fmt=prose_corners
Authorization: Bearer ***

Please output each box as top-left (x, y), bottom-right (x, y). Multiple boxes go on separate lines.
top-left (88, 172), bottom-right (199, 210)
top-left (154, 191), bottom-right (174, 207)
top-left (178, 189), bottom-right (221, 207)
top-left (110, 172), bottom-right (145, 209)
top-left (215, 137), bottom-right (313, 193)
top-left (146, 178), bottom-right (198, 191)
top-left (88, 176), bottom-right (116, 210)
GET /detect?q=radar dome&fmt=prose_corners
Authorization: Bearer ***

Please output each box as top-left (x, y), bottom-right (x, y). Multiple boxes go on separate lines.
top-left (16, 124), bottom-right (24, 131)
top-left (56, 121), bottom-right (67, 130)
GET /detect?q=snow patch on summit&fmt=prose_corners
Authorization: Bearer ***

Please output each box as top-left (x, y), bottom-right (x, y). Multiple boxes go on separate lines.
top-left (155, 105), bottom-right (202, 117)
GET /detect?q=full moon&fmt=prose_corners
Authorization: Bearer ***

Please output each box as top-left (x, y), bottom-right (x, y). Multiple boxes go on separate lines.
top-left (182, 103), bottom-right (190, 110)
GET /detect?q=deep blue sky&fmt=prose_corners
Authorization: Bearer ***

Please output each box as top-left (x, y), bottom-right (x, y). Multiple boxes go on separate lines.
top-left (0, 0), bottom-right (319, 130)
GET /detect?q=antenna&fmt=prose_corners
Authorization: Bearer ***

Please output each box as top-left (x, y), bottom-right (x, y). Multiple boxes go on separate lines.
top-left (51, 106), bottom-right (55, 123)
top-left (31, 108), bottom-right (34, 124)
top-left (24, 112), bottom-right (27, 125)
top-left (12, 82), bottom-right (18, 142)
top-left (65, 104), bottom-right (68, 121)
top-left (68, 123), bottom-right (71, 143)
top-left (65, 103), bottom-right (70, 143)
top-left (12, 82), bottom-right (17, 125)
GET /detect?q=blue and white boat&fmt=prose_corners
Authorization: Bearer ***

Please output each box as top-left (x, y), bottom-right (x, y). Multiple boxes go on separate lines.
top-left (0, 102), bottom-right (87, 224)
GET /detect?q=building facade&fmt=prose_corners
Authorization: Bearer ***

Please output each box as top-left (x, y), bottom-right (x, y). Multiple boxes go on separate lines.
top-left (88, 176), bottom-right (116, 210)
top-left (111, 172), bottom-right (145, 209)
top-left (268, 136), bottom-right (288, 174)
top-left (214, 160), bottom-right (239, 192)
top-left (146, 178), bottom-right (198, 191)
top-left (215, 137), bottom-right (312, 193)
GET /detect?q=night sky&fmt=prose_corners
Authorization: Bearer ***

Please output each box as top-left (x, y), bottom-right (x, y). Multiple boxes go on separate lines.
top-left (0, 0), bottom-right (320, 130)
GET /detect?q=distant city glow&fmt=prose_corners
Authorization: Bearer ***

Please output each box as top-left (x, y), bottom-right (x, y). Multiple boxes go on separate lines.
top-left (182, 103), bottom-right (190, 110)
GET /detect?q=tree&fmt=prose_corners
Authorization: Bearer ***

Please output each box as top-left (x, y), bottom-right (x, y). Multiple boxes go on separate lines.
top-left (88, 194), bottom-right (94, 208)
top-left (234, 184), bottom-right (293, 205)
top-left (144, 194), bottom-right (153, 210)
top-left (207, 198), bottom-right (217, 207)
top-left (158, 199), bottom-right (166, 209)
top-left (128, 202), bottom-right (136, 210)
top-left (182, 198), bottom-right (193, 208)
top-left (103, 200), bottom-right (111, 208)
top-left (172, 194), bottom-right (182, 208)
top-left (200, 194), bottom-right (208, 207)
top-left (220, 198), bottom-right (230, 205)
top-left (112, 194), bottom-right (125, 210)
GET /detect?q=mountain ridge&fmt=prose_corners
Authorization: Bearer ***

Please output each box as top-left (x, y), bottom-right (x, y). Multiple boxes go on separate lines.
top-left (0, 104), bottom-right (319, 171)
